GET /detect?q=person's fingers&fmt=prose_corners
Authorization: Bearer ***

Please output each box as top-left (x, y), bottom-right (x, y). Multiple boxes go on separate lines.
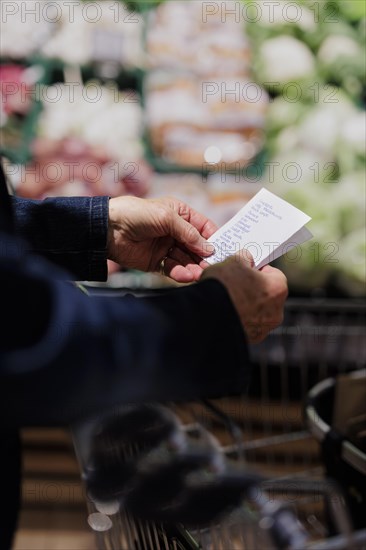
top-left (178, 203), bottom-right (218, 239)
top-left (168, 246), bottom-right (203, 280)
top-left (167, 211), bottom-right (215, 258)
top-left (162, 257), bottom-right (195, 283)
top-left (199, 259), bottom-right (211, 268)
top-left (171, 244), bottom-right (209, 268)
top-left (260, 264), bottom-right (288, 287)
top-left (162, 197), bottom-right (218, 239)
top-left (244, 324), bottom-right (268, 345)
top-left (260, 265), bottom-right (286, 277)
top-left (230, 248), bottom-right (255, 267)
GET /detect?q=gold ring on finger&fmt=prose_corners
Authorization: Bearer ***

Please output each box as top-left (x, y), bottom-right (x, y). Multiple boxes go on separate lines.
top-left (159, 256), bottom-right (168, 275)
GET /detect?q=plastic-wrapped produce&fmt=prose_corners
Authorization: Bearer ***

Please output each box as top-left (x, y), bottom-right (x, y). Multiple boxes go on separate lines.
top-left (41, 1), bottom-right (144, 68)
top-left (38, 83), bottom-right (143, 160)
top-left (146, 1), bottom-right (251, 76)
top-left (257, 36), bottom-right (315, 86)
top-left (145, 71), bottom-right (267, 170)
top-left (144, 0), bottom-right (267, 172)
top-left (0, 0), bottom-right (55, 58)
top-left (16, 82), bottom-right (151, 199)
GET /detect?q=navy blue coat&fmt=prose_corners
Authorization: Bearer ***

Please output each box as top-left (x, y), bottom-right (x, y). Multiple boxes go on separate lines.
top-left (0, 162), bottom-right (250, 547)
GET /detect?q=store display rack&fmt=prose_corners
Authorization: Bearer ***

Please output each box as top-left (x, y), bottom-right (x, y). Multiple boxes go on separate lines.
top-left (1, 0), bottom-right (268, 179)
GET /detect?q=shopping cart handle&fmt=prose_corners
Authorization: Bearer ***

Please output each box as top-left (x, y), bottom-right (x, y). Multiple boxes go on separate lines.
top-left (125, 451), bottom-right (217, 520)
top-left (127, 471), bottom-right (263, 525)
top-left (90, 404), bottom-right (182, 457)
top-left (84, 404), bottom-right (185, 501)
top-left (261, 503), bottom-right (308, 550)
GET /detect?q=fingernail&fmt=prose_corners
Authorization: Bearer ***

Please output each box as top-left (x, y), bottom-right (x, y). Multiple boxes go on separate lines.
top-left (201, 242), bottom-right (215, 256)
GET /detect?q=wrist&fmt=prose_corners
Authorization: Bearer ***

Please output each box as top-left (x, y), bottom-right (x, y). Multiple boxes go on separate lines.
top-left (107, 197), bottom-right (119, 262)
top-left (107, 196), bottom-right (140, 263)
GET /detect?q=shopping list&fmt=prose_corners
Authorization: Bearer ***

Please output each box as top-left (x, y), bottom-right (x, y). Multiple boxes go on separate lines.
top-left (205, 188), bottom-right (313, 269)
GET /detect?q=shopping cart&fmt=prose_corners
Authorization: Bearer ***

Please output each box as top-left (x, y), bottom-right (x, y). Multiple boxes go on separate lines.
top-left (72, 298), bottom-right (366, 549)
top-left (306, 369), bottom-right (366, 532)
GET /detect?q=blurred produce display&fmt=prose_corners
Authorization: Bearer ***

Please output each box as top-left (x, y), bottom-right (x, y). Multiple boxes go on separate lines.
top-left (17, 81), bottom-right (151, 198)
top-left (1, 64), bottom-right (37, 116)
top-left (0, 62), bottom-right (45, 163)
top-left (0, 0), bottom-right (365, 295)
top-left (41, 0), bottom-right (144, 69)
top-left (146, 1), bottom-right (251, 74)
top-left (0, 0), bottom-right (55, 59)
top-left (145, 70), bottom-right (267, 170)
top-left (243, 0), bottom-right (366, 296)
top-left (144, 1), bottom-right (268, 171)
top-left (1, 0), bottom-right (144, 69)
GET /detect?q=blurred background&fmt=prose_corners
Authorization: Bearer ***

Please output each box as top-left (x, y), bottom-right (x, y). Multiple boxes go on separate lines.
top-left (1, 0), bottom-right (365, 295)
top-left (1, 1), bottom-right (365, 548)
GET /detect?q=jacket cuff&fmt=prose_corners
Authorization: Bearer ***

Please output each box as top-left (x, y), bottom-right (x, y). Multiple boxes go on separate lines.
top-left (12, 195), bottom-right (109, 281)
top-left (88, 196), bottom-right (109, 281)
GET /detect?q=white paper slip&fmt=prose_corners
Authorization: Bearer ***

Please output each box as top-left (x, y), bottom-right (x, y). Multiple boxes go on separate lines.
top-left (205, 188), bottom-right (313, 269)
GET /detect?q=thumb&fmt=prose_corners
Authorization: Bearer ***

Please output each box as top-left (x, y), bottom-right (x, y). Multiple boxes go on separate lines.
top-left (169, 213), bottom-right (214, 257)
top-left (234, 248), bottom-right (255, 267)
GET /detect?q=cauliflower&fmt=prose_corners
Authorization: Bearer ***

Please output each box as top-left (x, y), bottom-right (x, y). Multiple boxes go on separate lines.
top-left (259, 36), bottom-right (315, 84)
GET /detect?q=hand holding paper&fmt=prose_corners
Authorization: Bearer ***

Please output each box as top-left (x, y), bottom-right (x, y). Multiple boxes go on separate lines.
top-left (200, 251), bottom-right (288, 343)
top-left (205, 188), bottom-right (313, 269)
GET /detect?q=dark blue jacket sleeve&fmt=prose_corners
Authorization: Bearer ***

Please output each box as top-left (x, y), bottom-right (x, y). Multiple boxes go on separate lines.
top-left (0, 232), bottom-right (250, 428)
top-left (11, 196), bottom-right (109, 281)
